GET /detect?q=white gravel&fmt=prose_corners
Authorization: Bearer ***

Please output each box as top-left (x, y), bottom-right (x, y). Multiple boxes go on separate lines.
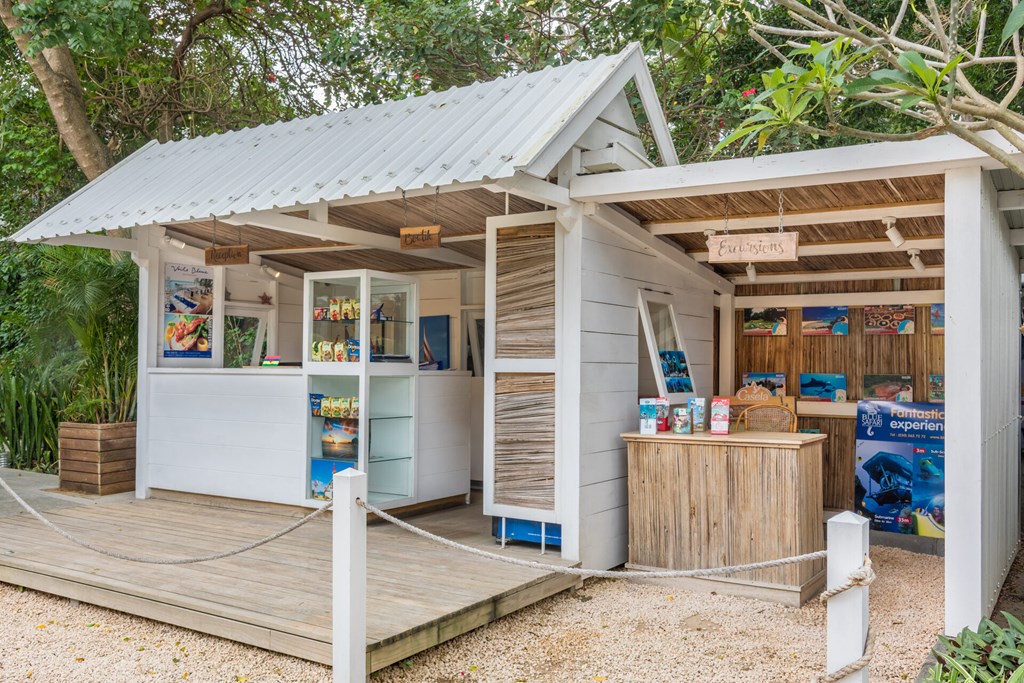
top-left (0, 545), bottom-right (941, 682)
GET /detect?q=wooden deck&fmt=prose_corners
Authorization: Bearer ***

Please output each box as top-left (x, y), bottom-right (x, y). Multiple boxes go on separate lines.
top-left (0, 472), bottom-right (578, 671)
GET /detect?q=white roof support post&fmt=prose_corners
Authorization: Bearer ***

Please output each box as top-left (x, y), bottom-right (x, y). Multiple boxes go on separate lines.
top-left (581, 202), bottom-right (734, 294)
top-left (944, 166), bottom-right (1021, 633)
top-left (718, 292), bottom-right (736, 396)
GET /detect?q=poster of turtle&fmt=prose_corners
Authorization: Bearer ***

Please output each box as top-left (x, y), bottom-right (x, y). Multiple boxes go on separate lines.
top-left (863, 304), bottom-right (915, 335)
top-left (801, 306), bottom-right (849, 335)
top-left (855, 401), bottom-right (944, 537)
top-left (163, 263), bottom-right (214, 358)
top-left (742, 307), bottom-right (788, 336)
top-left (930, 304), bottom-right (945, 335)
top-left (863, 374), bottom-right (914, 402)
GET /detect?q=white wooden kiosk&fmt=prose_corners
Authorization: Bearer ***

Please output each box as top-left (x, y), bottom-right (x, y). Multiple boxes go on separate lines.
top-left (9, 43), bottom-right (1024, 642)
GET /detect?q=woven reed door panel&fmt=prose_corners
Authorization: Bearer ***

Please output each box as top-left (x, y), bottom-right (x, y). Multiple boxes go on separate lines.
top-left (494, 373), bottom-right (556, 509)
top-left (495, 225), bottom-right (555, 358)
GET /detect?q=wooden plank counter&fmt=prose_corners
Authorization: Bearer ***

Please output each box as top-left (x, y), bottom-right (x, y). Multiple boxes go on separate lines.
top-left (622, 431), bottom-right (826, 606)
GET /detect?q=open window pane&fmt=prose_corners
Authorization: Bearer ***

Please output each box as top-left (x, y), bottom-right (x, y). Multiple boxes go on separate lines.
top-left (639, 293), bottom-right (695, 398)
top-left (224, 314), bottom-right (267, 368)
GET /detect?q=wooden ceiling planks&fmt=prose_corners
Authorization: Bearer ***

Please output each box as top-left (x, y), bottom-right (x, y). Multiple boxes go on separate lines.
top-left (734, 277), bottom-right (945, 297)
top-left (711, 250), bottom-right (944, 275)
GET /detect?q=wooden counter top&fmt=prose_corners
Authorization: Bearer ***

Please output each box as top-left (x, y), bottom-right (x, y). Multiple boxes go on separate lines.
top-left (620, 431), bottom-right (827, 449)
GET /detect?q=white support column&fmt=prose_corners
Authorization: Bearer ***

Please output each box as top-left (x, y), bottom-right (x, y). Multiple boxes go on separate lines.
top-left (944, 166), bottom-right (986, 632)
top-left (333, 469), bottom-right (367, 682)
top-left (826, 512), bottom-right (870, 683)
top-left (131, 229), bottom-right (161, 500)
top-left (718, 293), bottom-right (736, 395)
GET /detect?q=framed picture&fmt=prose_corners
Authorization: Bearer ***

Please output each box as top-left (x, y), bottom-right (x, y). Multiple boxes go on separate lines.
top-left (801, 306), bottom-right (849, 336)
top-left (799, 373), bottom-right (847, 402)
top-left (864, 305), bottom-right (915, 335)
top-left (864, 374), bottom-right (914, 402)
top-left (419, 314), bottom-right (451, 370)
top-left (743, 308), bottom-right (788, 336)
top-left (930, 304), bottom-right (945, 335)
top-left (741, 372), bottom-right (787, 396)
top-left (928, 374), bottom-right (945, 402)
top-left (639, 290), bottom-right (697, 400)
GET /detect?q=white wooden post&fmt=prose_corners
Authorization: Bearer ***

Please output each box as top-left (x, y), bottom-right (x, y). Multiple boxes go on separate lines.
top-left (826, 512), bottom-right (870, 683)
top-left (333, 469), bottom-right (367, 683)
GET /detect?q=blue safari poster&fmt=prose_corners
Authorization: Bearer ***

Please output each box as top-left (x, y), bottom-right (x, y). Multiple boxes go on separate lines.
top-left (854, 401), bottom-right (944, 537)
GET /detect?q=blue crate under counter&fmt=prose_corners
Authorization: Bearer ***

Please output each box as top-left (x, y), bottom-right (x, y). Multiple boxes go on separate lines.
top-left (491, 517), bottom-right (561, 547)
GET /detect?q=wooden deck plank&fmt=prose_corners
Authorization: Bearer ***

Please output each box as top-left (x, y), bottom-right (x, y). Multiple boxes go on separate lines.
top-left (0, 479), bottom-right (578, 672)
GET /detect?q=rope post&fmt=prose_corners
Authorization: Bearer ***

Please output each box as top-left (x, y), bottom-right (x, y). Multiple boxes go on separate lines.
top-left (333, 469), bottom-right (367, 683)
top-left (826, 512), bottom-right (870, 682)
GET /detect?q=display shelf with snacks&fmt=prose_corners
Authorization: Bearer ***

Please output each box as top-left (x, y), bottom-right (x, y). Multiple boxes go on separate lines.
top-left (303, 270), bottom-right (419, 508)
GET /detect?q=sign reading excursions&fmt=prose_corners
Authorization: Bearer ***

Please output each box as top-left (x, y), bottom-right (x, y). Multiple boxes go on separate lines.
top-left (706, 232), bottom-right (799, 263)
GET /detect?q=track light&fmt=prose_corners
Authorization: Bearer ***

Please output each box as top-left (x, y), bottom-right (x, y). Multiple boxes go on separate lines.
top-left (162, 235), bottom-right (187, 250)
top-left (746, 262), bottom-right (757, 283)
top-left (908, 248), bottom-right (926, 273)
top-left (261, 265), bottom-right (281, 279)
top-left (882, 216), bottom-right (904, 248)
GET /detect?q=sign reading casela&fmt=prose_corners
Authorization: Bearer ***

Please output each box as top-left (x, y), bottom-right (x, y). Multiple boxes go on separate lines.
top-left (706, 232), bottom-right (799, 263)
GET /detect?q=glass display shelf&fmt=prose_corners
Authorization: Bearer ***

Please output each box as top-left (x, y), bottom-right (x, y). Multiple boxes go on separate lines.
top-left (368, 454), bottom-right (414, 464)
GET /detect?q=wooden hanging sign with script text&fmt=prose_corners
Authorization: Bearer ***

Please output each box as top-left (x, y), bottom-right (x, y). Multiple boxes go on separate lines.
top-left (400, 225), bottom-right (442, 250)
top-left (205, 244), bottom-right (250, 266)
top-left (706, 232), bottom-right (799, 263)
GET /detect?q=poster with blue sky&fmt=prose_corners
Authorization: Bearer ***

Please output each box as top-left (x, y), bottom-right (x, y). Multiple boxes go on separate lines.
top-left (801, 306), bottom-right (849, 335)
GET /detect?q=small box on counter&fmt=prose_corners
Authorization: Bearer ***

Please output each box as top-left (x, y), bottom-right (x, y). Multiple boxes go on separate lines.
top-left (710, 397), bottom-right (731, 435)
top-left (672, 407), bottom-right (692, 434)
top-left (688, 397), bottom-right (706, 432)
top-left (655, 397), bottom-right (670, 432)
top-left (639, 398), bottom-right (658, 435)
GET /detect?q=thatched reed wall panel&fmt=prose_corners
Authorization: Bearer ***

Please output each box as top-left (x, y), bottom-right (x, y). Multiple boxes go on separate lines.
top-left (495, 225), bottom-right (556, 358)
top-left (494, 373), bottom-right (556, 510)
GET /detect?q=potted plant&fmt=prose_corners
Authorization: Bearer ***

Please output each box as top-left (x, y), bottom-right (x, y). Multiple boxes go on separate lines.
top-left (43, 247), bottom-right (138, 495)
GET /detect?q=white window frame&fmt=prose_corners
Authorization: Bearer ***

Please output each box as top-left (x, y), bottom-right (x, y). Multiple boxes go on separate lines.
top-left (638, 290), bottom-right (698, 402)
top-left (224, 303), bottom-right (271, 368)
top-left (462, 309), bottom-right (485, 378)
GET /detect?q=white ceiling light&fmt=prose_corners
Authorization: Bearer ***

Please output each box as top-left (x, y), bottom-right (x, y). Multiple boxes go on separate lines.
top-left (908, 248), bottom-right (926, 273)
top-left (745, 262), bottom-right (757, 283)
top-left (162, 235), bottom-right (187, 249)
top-left (261, 265), bottom-right (281, 279)
top-left (882, 216), bottom-right (905, 248)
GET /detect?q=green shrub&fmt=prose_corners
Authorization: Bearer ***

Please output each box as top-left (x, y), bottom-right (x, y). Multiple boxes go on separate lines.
top-left (0, 364), bottom-right (66, 472)
top-left (927, 613), bottom-right (1024, 682)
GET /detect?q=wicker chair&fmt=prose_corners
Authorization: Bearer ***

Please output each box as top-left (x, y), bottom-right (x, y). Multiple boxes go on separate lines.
top-left (739, 404), bottom-right (798, 433)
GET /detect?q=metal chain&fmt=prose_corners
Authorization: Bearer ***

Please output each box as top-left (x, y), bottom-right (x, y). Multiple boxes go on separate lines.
top-left (723, 194), bottom-right (730, 235)
top-left (402, 189), bottom-right (408, 227)
top-left (0, 473), bottom-right (333, 565)
top-left (359, 498), bottom-right (825, 579)
top-left (777, 188), bottom-right (785, 233)
top-left (432, 187), bottom-right (440, 225)
top-left (212, 215), bottom-right (217, 247)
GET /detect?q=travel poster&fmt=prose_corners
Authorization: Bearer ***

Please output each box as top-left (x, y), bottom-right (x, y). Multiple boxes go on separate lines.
top-left (855, 401), bottom-right (944, 537)
top-left (660, 350), bottom-right (693, 393)
top-left (310, 457), bottom-right (356, 501)
top-left (741, 372), bottom-right (787, 396)
top-left (864, 374), bottom-right (914, 402)
top-left (928, 375), bottom-right (945, 403)
top-left (799, 373), bottom-right (847, 402)
top-left (742, 308), bottom-right (788, 336)
top-left (801, 306), bottom-right (849, 335)
top-left (321, 418), bottom-right (359, 458)
top-left (419, 314), bottom-right (450, 370)
top-left (163, 263), bottom-right (214, 358)
top-left (864, 305), bottom-right (915, 335)
top-left (930, 304), bottom-right (945, 335)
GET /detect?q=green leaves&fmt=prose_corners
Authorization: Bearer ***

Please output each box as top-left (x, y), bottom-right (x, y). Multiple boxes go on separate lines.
top-left (929, 614), bottom-right (1024, 682)
top-left (1003, 2), bottom-right (1024, 44)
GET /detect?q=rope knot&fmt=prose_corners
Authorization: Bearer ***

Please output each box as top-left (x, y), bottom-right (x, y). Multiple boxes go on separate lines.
top-left (819, 555), bottom-right (875, 604)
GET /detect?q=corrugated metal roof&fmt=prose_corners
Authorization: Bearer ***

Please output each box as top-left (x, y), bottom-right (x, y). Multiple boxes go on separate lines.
top-left (13, 45), bottom-right (642, 243)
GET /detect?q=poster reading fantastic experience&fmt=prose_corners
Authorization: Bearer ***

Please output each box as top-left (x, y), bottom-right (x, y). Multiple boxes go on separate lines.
top-left (854, 401), bottom-right (945, 538)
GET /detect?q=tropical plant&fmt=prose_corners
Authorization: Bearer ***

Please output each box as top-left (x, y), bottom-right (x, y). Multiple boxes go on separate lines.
top-left (0, 362), bottom-right (66, 471)
top-left (927, 613), bottom-right (1024, 682)
top-left (718, 0), bottom-right (1024, 176)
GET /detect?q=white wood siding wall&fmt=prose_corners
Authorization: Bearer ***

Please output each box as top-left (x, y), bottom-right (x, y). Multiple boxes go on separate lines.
top-left (146, 370), bottom-right (308, 506)
top-left (417, 374), bottom-right (472, 501)
top-left (577, 216), bottom-right (715, 569)
top-left (946, 167), bottom-right (1021, 632)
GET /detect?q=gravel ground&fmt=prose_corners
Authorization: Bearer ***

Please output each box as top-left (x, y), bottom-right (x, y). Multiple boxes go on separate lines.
top-left (0, 545), bottom-right (941, 683)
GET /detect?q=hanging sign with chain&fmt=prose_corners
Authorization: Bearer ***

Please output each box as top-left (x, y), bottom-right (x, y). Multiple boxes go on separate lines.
top-left (399, 187), bottom-right (442, 250)
top-left (204, 219), bottom-right (250, 265)
top-left (706, 232), bottom-right (798, 263)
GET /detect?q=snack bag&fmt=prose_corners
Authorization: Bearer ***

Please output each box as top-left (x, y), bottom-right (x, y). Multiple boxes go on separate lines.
top-left (309, 394), bottom-right (324, 417)
top-left (321, 341), bottom-right (333, 362)
top-left (342, 299), bottom-right (354, 321)
top-left (334, 340), bottom-right (346, 362)
top-left (329, 298), bottom-right (341, 321)
top-left (352, 299), bottom-right (361, 319)
top-left (329, 397), bottom-right (343, 418)
top-left (313, 307), bottom-right (328, 321)
top-left (346, 338), bottom-right (360, 362)
top-left (339, 397), bottom-right (352, 418)
top-left (311, 341), bottom-right (322, 362)
top-left (350, 397), bottom-right (359, 419)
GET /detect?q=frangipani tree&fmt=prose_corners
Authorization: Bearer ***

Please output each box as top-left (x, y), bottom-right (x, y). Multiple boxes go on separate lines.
top-left (719, 0), bottom-right (1024, 177)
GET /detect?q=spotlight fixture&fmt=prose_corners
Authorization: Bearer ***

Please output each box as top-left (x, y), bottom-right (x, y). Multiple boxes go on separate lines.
top-left (882, 216), bottom-right (905, 248)
top-left (261, 265), bottom-right (282, 279)
top-left (745, 262), bottom-right (757, 283)
top-left (703, 229), bottom-right (716, 238)
top-left (908, 248), bottom-right (926, 273)
top-left (162, 235), bottom-right (187, 250)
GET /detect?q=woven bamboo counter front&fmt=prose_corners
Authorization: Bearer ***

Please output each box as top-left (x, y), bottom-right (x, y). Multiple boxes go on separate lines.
top-left (622, 431), bottom-right (826, 606)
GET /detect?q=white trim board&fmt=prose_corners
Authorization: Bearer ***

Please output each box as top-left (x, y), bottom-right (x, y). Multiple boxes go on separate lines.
top-left (734, 290), bottom-right (944, 308)
top-left (692, 237), bottom-right (944, 262)
top-left (731, 266), bottom-right (943, 284)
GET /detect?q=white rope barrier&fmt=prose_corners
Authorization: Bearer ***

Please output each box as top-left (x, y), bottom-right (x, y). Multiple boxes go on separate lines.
top-left (0, 473), bottom-right (333, 564)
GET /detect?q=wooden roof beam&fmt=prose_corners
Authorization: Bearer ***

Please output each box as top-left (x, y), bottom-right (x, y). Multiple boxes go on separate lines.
top-left (649, 200), bottom-right (944, 235)
top-left (730, 265), bottom-right (944, 284)
top-left (691, 236), bottom-right (944, 262)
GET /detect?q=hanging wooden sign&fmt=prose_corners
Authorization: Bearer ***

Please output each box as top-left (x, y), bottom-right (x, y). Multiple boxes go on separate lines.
top-left (400, 225), bottom-right (441, 250)
top-left (706, 232), bottom-right (798, 263)
top-left (204, 244), bottom-right (250, 266)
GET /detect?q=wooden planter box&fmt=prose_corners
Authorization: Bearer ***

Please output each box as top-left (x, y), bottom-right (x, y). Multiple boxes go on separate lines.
top-left (58, 422), bottom-right (136, 495)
